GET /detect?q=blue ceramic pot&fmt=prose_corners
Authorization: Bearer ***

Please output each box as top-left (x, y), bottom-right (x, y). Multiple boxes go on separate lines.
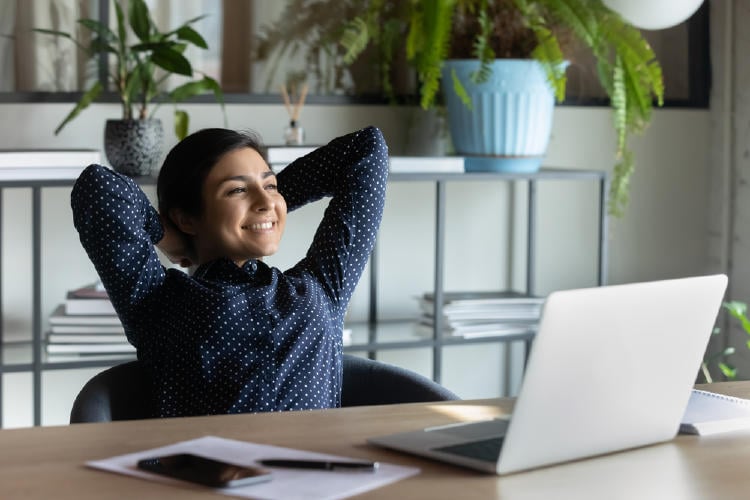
top-left (441, 60), bottom-right (557, 173)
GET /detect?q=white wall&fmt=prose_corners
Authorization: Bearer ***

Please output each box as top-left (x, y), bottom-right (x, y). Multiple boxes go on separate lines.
top-left (0, 99), bottom-right (711, 426)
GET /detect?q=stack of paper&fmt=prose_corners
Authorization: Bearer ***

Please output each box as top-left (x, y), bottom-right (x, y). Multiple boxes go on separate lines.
top-left (680, 389), bottom-right (750, 435)
top-left (415, 290), bottom-right (543, 339)
top-left (45, 282), bottom-right (132, 360)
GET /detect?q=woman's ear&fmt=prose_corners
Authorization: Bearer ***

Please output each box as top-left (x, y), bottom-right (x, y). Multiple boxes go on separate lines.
top-left (170, 208), bottom-right (198, 235)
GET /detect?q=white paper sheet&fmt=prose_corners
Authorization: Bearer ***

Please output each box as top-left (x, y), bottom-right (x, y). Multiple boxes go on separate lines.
top-left (87, 435), bottom-right (420, 500)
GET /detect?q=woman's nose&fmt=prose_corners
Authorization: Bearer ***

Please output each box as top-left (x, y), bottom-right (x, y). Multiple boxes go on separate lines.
top-left (252, 188), bottom-right (275, 212)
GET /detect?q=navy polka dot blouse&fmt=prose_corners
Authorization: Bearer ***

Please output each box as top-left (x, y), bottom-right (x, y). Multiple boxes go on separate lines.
top-left (71, 126), bottom-right (389, 417)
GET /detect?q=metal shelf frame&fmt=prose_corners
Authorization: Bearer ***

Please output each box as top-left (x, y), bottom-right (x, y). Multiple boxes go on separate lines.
top-left (367, 168), bottom-right (609, 384)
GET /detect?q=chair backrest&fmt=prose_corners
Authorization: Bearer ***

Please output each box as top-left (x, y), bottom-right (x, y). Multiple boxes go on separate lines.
top-left (69, 360), bottom-right (153, 423)
top-left (341, 355), bottom-right (459, 406)
top-left (70, 355), bottom-right (459, 423)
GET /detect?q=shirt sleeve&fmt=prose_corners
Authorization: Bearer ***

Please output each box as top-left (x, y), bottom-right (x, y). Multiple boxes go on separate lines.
top-left (276, 126), bottom-right (389, 313)
top-left (70, 164), bottom-right (166, 333)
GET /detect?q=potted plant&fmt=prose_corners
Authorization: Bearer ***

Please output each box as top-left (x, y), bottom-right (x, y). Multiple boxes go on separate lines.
top-left (338, 0), bottom-right (664, 216)
top-left (34, 0), bottom-right (225, 176)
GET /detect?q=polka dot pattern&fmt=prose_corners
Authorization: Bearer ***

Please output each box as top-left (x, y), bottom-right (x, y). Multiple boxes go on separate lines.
top-left (71, 126), bottom-right (389, 417)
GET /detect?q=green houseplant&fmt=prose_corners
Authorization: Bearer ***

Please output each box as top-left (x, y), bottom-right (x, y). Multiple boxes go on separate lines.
top-left (35, 0), bottom-right (225, 175)
top-left (338, 0), bottom-right (664, 216)
top-left (701, 301), bottom-right (750, 383)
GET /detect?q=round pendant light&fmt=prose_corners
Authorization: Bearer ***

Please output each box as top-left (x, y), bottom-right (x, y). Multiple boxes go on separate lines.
top-left (602, 0), bottom-right (704, 30)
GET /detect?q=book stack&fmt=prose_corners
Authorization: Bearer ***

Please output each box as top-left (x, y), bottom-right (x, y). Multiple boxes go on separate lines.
top-left (45, 283), bottom-right (134, 360)
top-left (415, 290), bottom-right (544, 339)
top-left (0, 149), bottom-right (101, 180)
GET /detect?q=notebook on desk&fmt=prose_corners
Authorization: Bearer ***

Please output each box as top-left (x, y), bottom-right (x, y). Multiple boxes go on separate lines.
top-left (368, 275), bottom-right (728, 475)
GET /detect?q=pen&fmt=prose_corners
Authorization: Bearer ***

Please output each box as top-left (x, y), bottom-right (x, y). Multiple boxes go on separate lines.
top-left (258, 459), bottom-right (379, 472)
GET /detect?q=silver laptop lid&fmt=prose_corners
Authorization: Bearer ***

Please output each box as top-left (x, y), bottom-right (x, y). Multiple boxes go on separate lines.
top-left (498, 274), bottom-right (728, 474)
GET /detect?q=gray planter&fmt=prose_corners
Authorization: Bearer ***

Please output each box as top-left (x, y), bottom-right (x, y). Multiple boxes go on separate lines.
top-left (104, 119), bottom-right (164, 176)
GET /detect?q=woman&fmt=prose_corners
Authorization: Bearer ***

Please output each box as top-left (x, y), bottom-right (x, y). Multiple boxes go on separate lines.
top-left (71, 126), bottom-right (388, 418)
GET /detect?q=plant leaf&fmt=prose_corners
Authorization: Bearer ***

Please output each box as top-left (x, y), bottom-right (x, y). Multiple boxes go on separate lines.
top-left (608, 150), bottom-right (633, 217)
top-left (54, 81), bottom-right (103, 135)
top-left (725, 301), bottom-right (750, 333)
top-left (78, 18), bottom-right (115, 42)
top-left (150, 46), bottom-right (193, 76)
top-left (31, 28), bottom-right (74, 39)
top-left (168, 80), bottom-right (210, 102)
top-left (414, 0), bottom-right (456, 109)
top-left (176, 25), bottom-right (208, 49)
top-left (340, 18), bottom-right (370, 65)
top-left (719, 362), bottom-right (737, 380)
top-left (450, 68), bottom-right (472, 110)
top-left (174, 109), bottom-right (189, 140)
top-left (201, 75), bottom-right (228, 126)
top-left (129, 0), bottom-right (152, 41)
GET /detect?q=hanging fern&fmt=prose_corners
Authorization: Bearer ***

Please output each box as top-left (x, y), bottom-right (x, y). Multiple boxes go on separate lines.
top-left (408, 0), bottom-right (456, 109)
top-left (304, 0), bottom-right (666, 215)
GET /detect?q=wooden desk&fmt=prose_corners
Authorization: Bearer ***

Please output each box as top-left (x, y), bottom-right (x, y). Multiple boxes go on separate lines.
top-left (2, 382), bottom-right (750, 499)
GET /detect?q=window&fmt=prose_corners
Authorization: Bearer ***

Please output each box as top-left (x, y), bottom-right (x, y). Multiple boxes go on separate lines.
top-left (0, 0), bottom-right (710, 107)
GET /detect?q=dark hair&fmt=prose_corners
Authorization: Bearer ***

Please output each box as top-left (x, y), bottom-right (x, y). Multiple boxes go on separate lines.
top-left (157, 128), bottom-right (265, 219)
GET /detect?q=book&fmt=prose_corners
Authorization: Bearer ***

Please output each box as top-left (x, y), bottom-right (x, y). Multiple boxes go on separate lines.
top-left (45, 352), bottom-right (136, 363)
top-left (0, 149), bottom-right (101, 168)
top-left (389, 156), bottom-right (464, 173)
top-left (48, 305), bottom-right (121, 326)
top-left (68, 282), bottom-right (108, 299)
top-left (45, 342), bottom-right (135, 354)
top-left (421, 290), bottom-right (545, 306)
top-left (418, 290), bottom-right (544, 318)
top-left (65, 295), bottom-right (116, 315)
top-left (47, 333), bottom-right (128, 343)
top-left (680, 389), bottom-right (750, 435)
top-left (49, 324), bottom-right (125, 334)
top-left (415, 321), bottom-right (538, 339)
top-left (65, 284), bottom-right (115, 315)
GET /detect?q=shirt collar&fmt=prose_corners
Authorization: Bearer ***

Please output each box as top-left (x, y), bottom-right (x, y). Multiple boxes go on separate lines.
top-left (193, 258), bottom-right (259, 282)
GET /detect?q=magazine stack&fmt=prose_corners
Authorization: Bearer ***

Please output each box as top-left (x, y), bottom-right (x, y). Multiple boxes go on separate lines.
top-left (45, 282), bottom-right (134, 361)
top-left (415, 290), bottom-right (544, 339)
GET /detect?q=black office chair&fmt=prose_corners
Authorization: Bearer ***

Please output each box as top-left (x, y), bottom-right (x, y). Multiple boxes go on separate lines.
top-left (69, 355), bottom-right (459, 423)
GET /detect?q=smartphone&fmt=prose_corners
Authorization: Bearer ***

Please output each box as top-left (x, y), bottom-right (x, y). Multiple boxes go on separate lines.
top-left (137, 453), bottom-right (272, 488)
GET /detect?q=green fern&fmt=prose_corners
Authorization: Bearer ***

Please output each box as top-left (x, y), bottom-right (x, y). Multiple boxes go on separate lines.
top-left (341, 18), bottom-right (370, 65)
top-left (470, 0), bottom-right (495, 84)
top-left (334, 0), bottom-right (664, 216)
top-left (412, 0), bottom-right (456, 109)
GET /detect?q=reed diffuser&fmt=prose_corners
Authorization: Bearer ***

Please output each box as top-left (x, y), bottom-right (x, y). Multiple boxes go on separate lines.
top-left (281, 83), bottom-right (308, 145)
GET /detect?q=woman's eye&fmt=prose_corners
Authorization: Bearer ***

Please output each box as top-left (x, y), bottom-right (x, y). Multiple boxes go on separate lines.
top-left (265, 183), bottom-right (278, 191)
top-left (228, 186), bottom-right (246, 195)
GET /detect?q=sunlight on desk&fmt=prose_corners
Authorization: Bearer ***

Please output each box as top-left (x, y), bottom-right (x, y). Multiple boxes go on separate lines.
top-left (426, 399), bottom-right (512, 422)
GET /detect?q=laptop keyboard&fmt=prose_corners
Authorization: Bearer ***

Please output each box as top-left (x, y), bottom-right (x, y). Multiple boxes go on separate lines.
top-left (433, 437), bottom-right (505, 463)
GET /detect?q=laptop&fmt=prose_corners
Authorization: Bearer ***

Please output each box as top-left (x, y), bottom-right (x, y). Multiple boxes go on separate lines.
top-left (368, 275), bottom-right (728, 475)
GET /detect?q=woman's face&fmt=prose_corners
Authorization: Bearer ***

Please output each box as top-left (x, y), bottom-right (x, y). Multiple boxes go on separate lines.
top-left (187, 147), bottom-right (287, 266)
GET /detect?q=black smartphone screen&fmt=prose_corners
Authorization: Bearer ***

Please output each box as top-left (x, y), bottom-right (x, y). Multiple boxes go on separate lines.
top-left (137, 453), bottom-right (272, 488)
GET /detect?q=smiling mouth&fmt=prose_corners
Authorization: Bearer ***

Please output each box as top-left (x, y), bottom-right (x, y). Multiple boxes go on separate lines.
top-left (243, 221), bottom-right (275, 231)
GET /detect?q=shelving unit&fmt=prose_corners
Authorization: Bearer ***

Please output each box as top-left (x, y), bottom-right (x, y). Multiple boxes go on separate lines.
top-left (0, 166), bottom-right (608, 427)
top-left (363, 169), bottom-right (609, 386)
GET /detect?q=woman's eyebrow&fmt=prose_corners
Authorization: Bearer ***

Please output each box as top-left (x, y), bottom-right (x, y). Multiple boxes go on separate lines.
top-left (220, 171), bottom-right (276, 184)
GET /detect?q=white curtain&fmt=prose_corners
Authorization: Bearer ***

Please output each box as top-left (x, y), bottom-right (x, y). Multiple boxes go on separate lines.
top-left (0, 1), bottom-right (15, 91)
top-left (9, 0), bottom-right (92, 92)
top-left (144, 0), bottom-right (221, 90)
